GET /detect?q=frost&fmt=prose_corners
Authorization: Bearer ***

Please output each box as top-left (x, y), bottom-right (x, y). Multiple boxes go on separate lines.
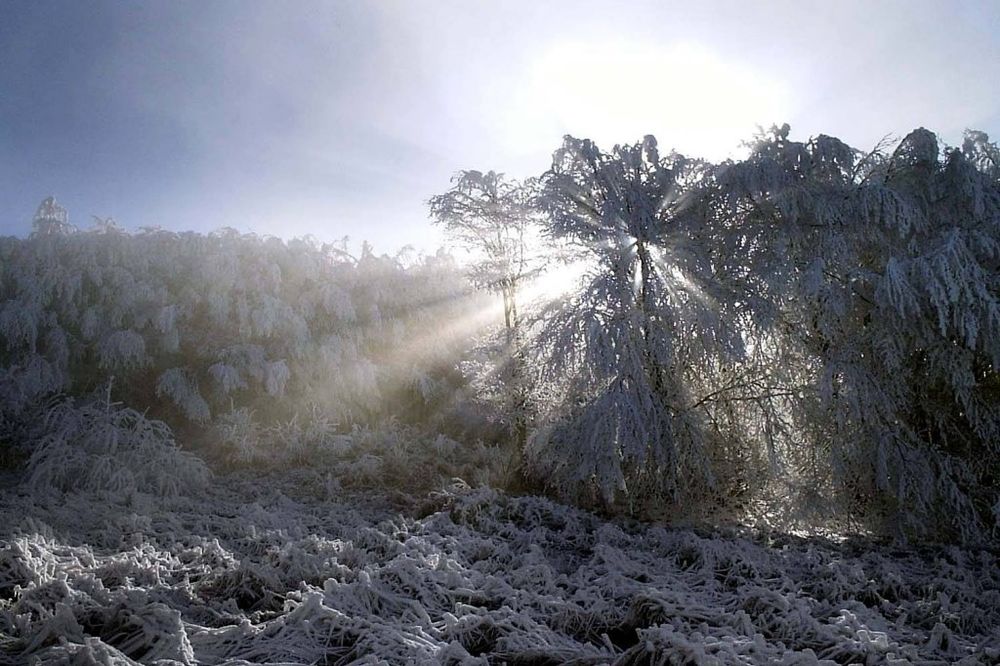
top-left (0, 301), bottom-right (39, 349)
top-left (1, 127), bottom-right (999, 664)
top-left (156, 368), bottom-right (211, 422)
top-left (23, 401), bottom-right (210, 497)
top-left (263, 360), bottom-right (290, 397)
top-left (0, 214), bottom-right (476, 456)
top-left (1, 475), bottom-right (997, 665)
top-left (208, 362), bottom-right (246, 394)
top-left (98, 330), bottom-right (149, 371)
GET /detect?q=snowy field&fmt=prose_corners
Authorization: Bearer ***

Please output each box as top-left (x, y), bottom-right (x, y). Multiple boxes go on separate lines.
top-left (2, 469), bottom-right (997, 665)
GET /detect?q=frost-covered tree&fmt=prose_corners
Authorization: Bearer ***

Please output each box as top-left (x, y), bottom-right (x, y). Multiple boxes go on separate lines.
top-left (962, 129), bottom-right (1000, 181)
top-left (522, 126), bottom-right (1000, 539)
top-left (715, 126), bottom-right (1000, 540)
top-left (529, 135), bottom-right (747, 510)
top-left (429, 171), bottom-right (546, 451)
top-left (429, 171), bottom-right (541, 338)
top-left (31, 196), bottom-right (75, 237)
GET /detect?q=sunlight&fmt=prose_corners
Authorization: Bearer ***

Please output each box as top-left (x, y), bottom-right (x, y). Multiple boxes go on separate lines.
top-left (521, 259), bottom-right (592, 304)
top-left (509, 40), bottom-right (792, 159)
top-left (375, 292), bottom-right (504, 369)
top-left (374, 258), bottom-right (592, 379)
top-left (360, 260), bottom-right (592, 386)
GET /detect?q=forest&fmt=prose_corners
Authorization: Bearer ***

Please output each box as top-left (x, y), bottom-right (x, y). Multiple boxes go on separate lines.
top-left (1, 127), bottom-right (999, 664)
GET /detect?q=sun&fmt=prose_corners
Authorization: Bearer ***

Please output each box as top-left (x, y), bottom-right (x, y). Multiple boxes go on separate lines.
top-left (505, 40), bottom-right (792, 161)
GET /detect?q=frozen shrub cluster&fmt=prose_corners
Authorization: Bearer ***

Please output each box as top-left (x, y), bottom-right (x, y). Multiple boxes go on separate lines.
top-left (24, 401), bottom-right (209, 498)
top-left (0, 209), bottom-right (481, 452)
top-left (0, 472), bottom-right (997, 665)
top-left (212, 411), bottom-right (508, 493)
top-left (706, 127), bottom-right (1000, 542)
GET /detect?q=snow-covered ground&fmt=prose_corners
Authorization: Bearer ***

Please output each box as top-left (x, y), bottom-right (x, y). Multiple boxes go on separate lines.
top-left (1, 469), bottom-right (997, 665)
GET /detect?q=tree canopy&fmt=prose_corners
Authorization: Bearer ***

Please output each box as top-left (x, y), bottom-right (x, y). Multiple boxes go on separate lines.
top-left (434, 127), bottom-right (1000, 541)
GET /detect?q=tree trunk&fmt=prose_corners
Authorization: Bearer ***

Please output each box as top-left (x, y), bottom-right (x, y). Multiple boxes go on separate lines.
top-left (500, 279), bottom-right (529, 453)
top-left (635, 239), bottom-right (666, 398)
top-left (634, 238), bottom-right (677, 488)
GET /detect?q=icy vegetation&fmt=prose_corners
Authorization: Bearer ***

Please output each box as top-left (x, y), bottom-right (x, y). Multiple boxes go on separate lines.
top-left (2, 126), bottom-right (1000, 663)
top-left (0, 214), bottom-right (487, 469)
top-left (1, 471), bottom-right (998, 665)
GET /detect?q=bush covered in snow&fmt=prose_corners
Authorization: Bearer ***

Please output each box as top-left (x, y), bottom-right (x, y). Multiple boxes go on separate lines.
top-left (23, 400), bottom-right (210, 499)
top-left (704, 127), bottom-right (1000, 542)
top-left (0, 207), bottom-right (484, 461)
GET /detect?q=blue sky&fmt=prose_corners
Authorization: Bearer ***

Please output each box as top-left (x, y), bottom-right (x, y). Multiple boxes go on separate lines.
top-left (2, 0), bottom-right (998, 251)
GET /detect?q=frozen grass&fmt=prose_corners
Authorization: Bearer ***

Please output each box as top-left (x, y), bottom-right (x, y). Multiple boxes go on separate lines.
top-left (1, 468), bottom-right (997, 665)
top-left (24, 402), bottom-right (210, 499)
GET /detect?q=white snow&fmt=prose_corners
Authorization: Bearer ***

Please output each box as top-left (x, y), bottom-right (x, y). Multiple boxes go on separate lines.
top-left (2, 470), bottom-right (997, 665)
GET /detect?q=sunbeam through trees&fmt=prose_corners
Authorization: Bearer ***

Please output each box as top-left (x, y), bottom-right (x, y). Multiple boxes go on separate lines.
top-left (2, 80), bottom-right (1000, 666)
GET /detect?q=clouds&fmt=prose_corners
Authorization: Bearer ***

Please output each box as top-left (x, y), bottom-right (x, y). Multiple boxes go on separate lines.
top-left (500, 40), bottom-right (793, 160)
top-left (1, 0), bottom-right (997, 249)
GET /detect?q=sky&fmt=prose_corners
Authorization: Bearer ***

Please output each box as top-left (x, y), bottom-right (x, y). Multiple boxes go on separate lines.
top-left (1, 0), bottom-right (999, 252)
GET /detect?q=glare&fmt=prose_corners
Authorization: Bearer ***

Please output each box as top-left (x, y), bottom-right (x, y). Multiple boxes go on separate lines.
top-left (379, 259), bottom-right (591, 367)
top-left (522, 259), bottom-right (592, 304)
top-left (506, 40), bottom-right (792, 159)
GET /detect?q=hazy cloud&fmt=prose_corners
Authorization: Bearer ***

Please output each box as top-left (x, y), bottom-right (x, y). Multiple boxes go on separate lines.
top-left (1, 0), bottom-right (997, 249)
